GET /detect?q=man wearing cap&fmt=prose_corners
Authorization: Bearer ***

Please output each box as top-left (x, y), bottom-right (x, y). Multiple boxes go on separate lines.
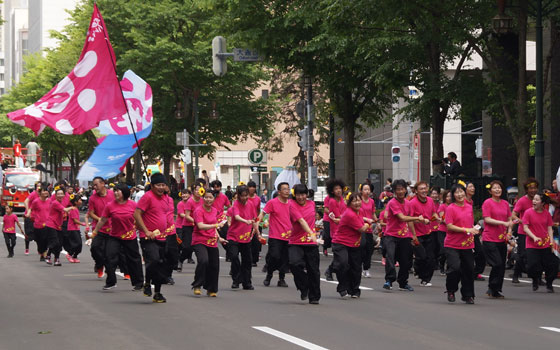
top-left (134, 173), bottom-right (174, 303)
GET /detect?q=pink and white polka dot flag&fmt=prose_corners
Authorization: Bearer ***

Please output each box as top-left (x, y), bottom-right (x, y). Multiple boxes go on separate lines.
top-left (7, 4), bottom-right (126, 136)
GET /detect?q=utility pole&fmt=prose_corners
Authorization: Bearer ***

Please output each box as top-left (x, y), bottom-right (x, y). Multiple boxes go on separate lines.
top-left (329, 113), bottom-right (335, 179)
top-left (194, 90), bottom-right (200, 179)
top-left (305, 76), bottom-right (317, 191)
top-left (535, 0), bottom-right (544, 186)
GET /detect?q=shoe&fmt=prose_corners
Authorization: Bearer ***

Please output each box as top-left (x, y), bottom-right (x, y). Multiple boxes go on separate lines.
top-left (103, 284), bottom-right (116, 290)
top-left (324, 269), bottom-right (334, 281)
top-left (167, 277), bottom-right (175, 285)
top-left (339, 290), bottom-right (348, 298)
top-left (439, 268), bottom-right (446, 276)
top-left (383, 281), bottom-right (392, 290)
top-left (97, 268), bottom-right (104, 278)
top-left (45, 256), bottom-right (52, 265)
top-left (193, 287), bottom-right (202, 295)
top-left (539, 279), bottom-right (546, 286)
top-left (24, 249), bottom-right (29, 255)
top-left (463, 296), bottom-right (475, 304)
top-left (252, 263), bottom-right (257, 267)
top-left (143, 283), bottom-right (152, 297)
top-left (351, 294), bottom-right (360, 299)
top-left (39, 256), bottom-right (45, 262)
top-left (363, 270), bottom-right (371, 278)
top-left (152, 293), bottom-right (166, 303)
top-left (72, 258), bottom-right (80, 263)
top-left (243, 285), bottom-right (254, 290)
top-left (187, 258), bottom-right (195, 264)
top-left (7, 253), bottom-right (14, 258)
top-left (309, 300), bottom-right (319, 305)
top-left (124, 274), bottom-right (131, 280)
top-left (132, 284), bottom-right (143, 291)
top-left (66, 254), bottom-right (73, 262)
top-left (399, 284), bottom-right (414, 291)
top-left (420, 281), bottom-right (432, 287)
top-left (323, 249), bottom-right (329, 257)
top-left (475, 274), bottom-right (485, 281)
top-left (491, 291), bottom-right (505, 299)
top-left (207, 291), bottom-right (217, 297)
top-left (177, 262), bottom-right (183, 272)
top-left (53, 259), bottom-right (62, 266)
top-left (261, 265), bottom-right (267, 273)
top-left (532, 284), bottom-right (539, 292)
top-left (446, 291), bottom-right (456, 302)
top-left (300, 289), bottom-right (308, 301)
top-left (512, 275), bottom-right (520, 284)
top-left (231, 282), bottom-right (239, 289)
top-left (277, 279), bottom-right (288, 287)
top-left (263, 275), bottom-right (272, 287)
top-left (546, 286), bottom-right (554, 293)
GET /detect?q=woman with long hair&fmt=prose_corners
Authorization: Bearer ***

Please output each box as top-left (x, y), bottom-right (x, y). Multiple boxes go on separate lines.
top-left (324, 178), bottom-right (346, 281)
top-left (436, 190), bottom-right (452, 275)
top-left (358, 183), bottom-right (377, 278)
top-left (512, 178), bottom-right (539, 283)
top-left (45, 187), bottom-right (72, 266)
top-left (181, 181), bottom-right (205, 265)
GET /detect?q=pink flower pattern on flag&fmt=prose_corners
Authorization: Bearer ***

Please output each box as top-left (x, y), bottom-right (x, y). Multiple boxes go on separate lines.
top-left (7, 4), bottom-right (126, 135)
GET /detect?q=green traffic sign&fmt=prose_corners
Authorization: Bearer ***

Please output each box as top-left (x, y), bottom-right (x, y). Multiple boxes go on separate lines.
top-left (248, 149), bottom-right (266, 165)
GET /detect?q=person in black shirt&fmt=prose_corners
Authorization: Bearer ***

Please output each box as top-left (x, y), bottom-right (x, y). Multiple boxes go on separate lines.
top-left (443, 152), bottom-right (462, 177)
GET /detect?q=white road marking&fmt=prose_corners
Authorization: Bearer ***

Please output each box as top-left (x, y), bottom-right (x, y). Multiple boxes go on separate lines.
top-left (540, 327), bottom-right (560, 333)
top-left (253, 326), bottom-right (329, 350)
top-left (320, 278), bottom-right (373, 291)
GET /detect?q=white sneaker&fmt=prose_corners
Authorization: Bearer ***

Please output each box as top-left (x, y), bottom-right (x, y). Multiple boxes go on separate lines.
top-left (420, 281), bottom-right (432, 287)
top-left (363, 270), bottom-right (371, 278)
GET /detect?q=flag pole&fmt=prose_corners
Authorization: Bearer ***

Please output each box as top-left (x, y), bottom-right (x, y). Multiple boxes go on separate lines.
top-left (96, 4), bottom-right (149, 182)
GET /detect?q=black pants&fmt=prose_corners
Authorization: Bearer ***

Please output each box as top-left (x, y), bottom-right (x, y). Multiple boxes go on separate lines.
top-left (34, 227), bottom-right (48, 255)
top-left (251, 231), bottom-right (262, 264)
top-left (46, 227), bottom-right (63, 259)
top-left (218, 224), bottom-right (229, 256)
top-left (61, 220), bottom-right (71, 253)
top-left (24, 217), bottom-right (34, 250)
top-left (436, 231), bottom-right (447, 269)
top-left (192, 244), bottom-right (220, 293)
top-left (266, 238), bottom-right (289, 279)
top-left (165, 234), bottom-right (179, 278)
top-left (289, 244), bottom-right (321, 302)
top-left (66, 230), bottom-right (83, 258)
top-left (228, 241), bottom-right (252, 287)
top-left (179, 226), bottom-right (193, 263)
top-left (513, 234), bottom-right (527, 277)
top-left (361, 233), bottom-right (375, 270)
top-left (323, 221), bottom-right (332, 249)
top-left (384, 236), bottom-right (413, 287)
top-left (527, 248), bottom-right (559, 288)
top-left (91, 232), bottom-right (109, 270)
top-left (483, 241), bottom-right (507, 293)
top-left (332, 243), bottom-right (362, 296)
top-left (105, 237), bottom-right (144, 287)
top-left (3, 233), bottom-right (16, 255)
top-left (140, 239), bottom-right (169, 287)
top-left (473, 235), bottom-right (486, 276)
top-left (413, 234), bottom-right (436, 283)
top-left (445, 247), bottom-right (475, 298)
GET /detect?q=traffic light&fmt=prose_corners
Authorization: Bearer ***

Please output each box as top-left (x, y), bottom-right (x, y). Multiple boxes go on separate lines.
top-left (391, 146), bottom-right (401, 163)
top-left (212, 36), bottom-right (227, 77)
top-left (297, 127), bottom-right (308, 151)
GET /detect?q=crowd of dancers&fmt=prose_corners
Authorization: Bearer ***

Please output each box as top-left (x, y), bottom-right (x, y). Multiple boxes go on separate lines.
top-left (3, 173), bottom-right (559, 304)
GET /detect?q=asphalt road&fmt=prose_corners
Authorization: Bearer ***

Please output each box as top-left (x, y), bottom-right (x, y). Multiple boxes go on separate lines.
top-left (1, 221), bottom-right (559, 349)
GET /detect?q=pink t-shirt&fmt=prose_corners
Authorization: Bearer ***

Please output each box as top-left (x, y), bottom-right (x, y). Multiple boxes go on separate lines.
top-left (30, 198), bottom-right (50, 229)
top-left (89, 190), bottom-right (115, 234)
top-left (359, 198), bottom-right (375, 234)
top-left (323, 195), bottom-right (331, 222)
top-left (67, 208), bottom-right (81, 231)
top-left (192, 206), bottom-right (219, 247)
top-left (212, 193), bottom-right (230, 222)
top-left (482, 198), bottom-right (511, 242)
top-left (137, 190), bottom-right (171, 240)
top-left (184, 197), bottom-right (202, 227)
top-left (248, 195), bottom-right (261, 217)
top-left (378, 209), bottom-right (386, 234)
top-left (227, 200), bottom-right (256, 243)
top-left (289, 199), bottom-right (316, 245)
top-left (409, 196), bottom-right (436, 237)
top-left (46, 200), bottom-right (65, 231)
top-left (176, 200), bottom-right (187, 227)
top-left (27, 191), bottom-right (39, 207)
top-left (332, 209), bottom-right (363, 247)
top-left (328, 197), bottom-right (347, 239)
top-left (165, 196), bottom-right (176, 236)
top-left (444, 203), bottom-right (474, 249)
top-left (2, 214), bottom-right (18, 233)
top-left (103, 200), bottom-right (138, 240)
top-left (514, 195), bottom-right (533, 235)
top-left (263, 197), bottom-right (292, 241)
top-left (437, 203), bottom-right (448, 232)
top-left (385, 198), bottom-right (411, 238)
top-left (523, 208), bottom-right (553, 249)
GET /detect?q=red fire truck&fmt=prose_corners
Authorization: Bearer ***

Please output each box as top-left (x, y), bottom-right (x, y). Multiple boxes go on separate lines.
top-left (0, 147), bottom-right (42, 214)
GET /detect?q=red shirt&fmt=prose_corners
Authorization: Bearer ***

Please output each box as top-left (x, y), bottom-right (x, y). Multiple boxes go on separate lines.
top-left (328, 197), bottom-right (347, 239)
top-left (227, 200), bottom-right (256, 243)
top-left (263, 197), bottom-right (292, 241)
top-left (176, 200), bottom-right (187, 227)
top-left (289, 199), bottom-right (316, 245)
top-left (184, 197), bottom-right (202, 227)
top-left (248, 195), bottom-right (261, 217)
top-left (89, 190), bottom-right (115, 234)
top-left (46, 200), bottom-right (65, 231)
top-left (323, 195), bottom-right (331, 222)
top-left (212, 193), bottom-right (230, 222)
top-left (13, 143), bottom-right (21, 157)
top-left (67, 208), bottom-right (81, 231)
top-left (30, 198), bottom-right (50, 229)
top-left (523, 208), bottom-right (553, 249)
top-left (103, 200), bottom-right (137, 240)
top-left (385, 198), bottom-right (411, 238)
top-left (359, 198), bottom-right (375, 234)
top-left (409, 196), bottom-right (436, 237)
top-left (2, 214), bottom-right (18, 233)
top-left (482, 198), bottom-right (511, 243)
top-left (444, 203), bottom-right (474, 249)
top-left (137, 190), bottom-right (171, 240)
top-left (514, 195), bottom-right (533, 235)
top-left (165, 196), bottom-right (176, 236)
top-left (192, 206), bottom-right (219, 247)
top-left (332, 209), bottom-right (363, 247)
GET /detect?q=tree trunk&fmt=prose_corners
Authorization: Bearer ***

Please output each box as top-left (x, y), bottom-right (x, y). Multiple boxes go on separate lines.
top-left (514, 136), bottom-right (530, 196)
top-left (126, 159), bottom-right (133, 185)
top-left (343, 114), bottom-right (356, 190)
top-left (134, 151), bottom-right (142, 185)
top-left (163, 154), bottom-right (172, 183)
top-left (431, 105), bottom-right (445, 174)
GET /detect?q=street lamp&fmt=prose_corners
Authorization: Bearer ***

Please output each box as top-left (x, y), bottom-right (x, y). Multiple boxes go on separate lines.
top-left (492, 0), bottom-right (513, 34)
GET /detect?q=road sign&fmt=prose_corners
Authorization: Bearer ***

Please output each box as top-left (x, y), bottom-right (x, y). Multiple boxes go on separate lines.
top-left (248, 149), bottom-right (267, 165)
top-left (212, 36), bottom-right (227, 77)
top-left (176, 131), bottom-right (188, 146)
top-left (181, 148), bottom-right (192, 165)
top-left (233, 48), bottom-right (261, 62)
top-left (250, 166), bottom-right (267, 172)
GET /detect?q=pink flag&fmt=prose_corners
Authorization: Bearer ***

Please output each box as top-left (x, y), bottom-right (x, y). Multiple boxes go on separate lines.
top-left (7, 4), bottom-right (126, 135)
